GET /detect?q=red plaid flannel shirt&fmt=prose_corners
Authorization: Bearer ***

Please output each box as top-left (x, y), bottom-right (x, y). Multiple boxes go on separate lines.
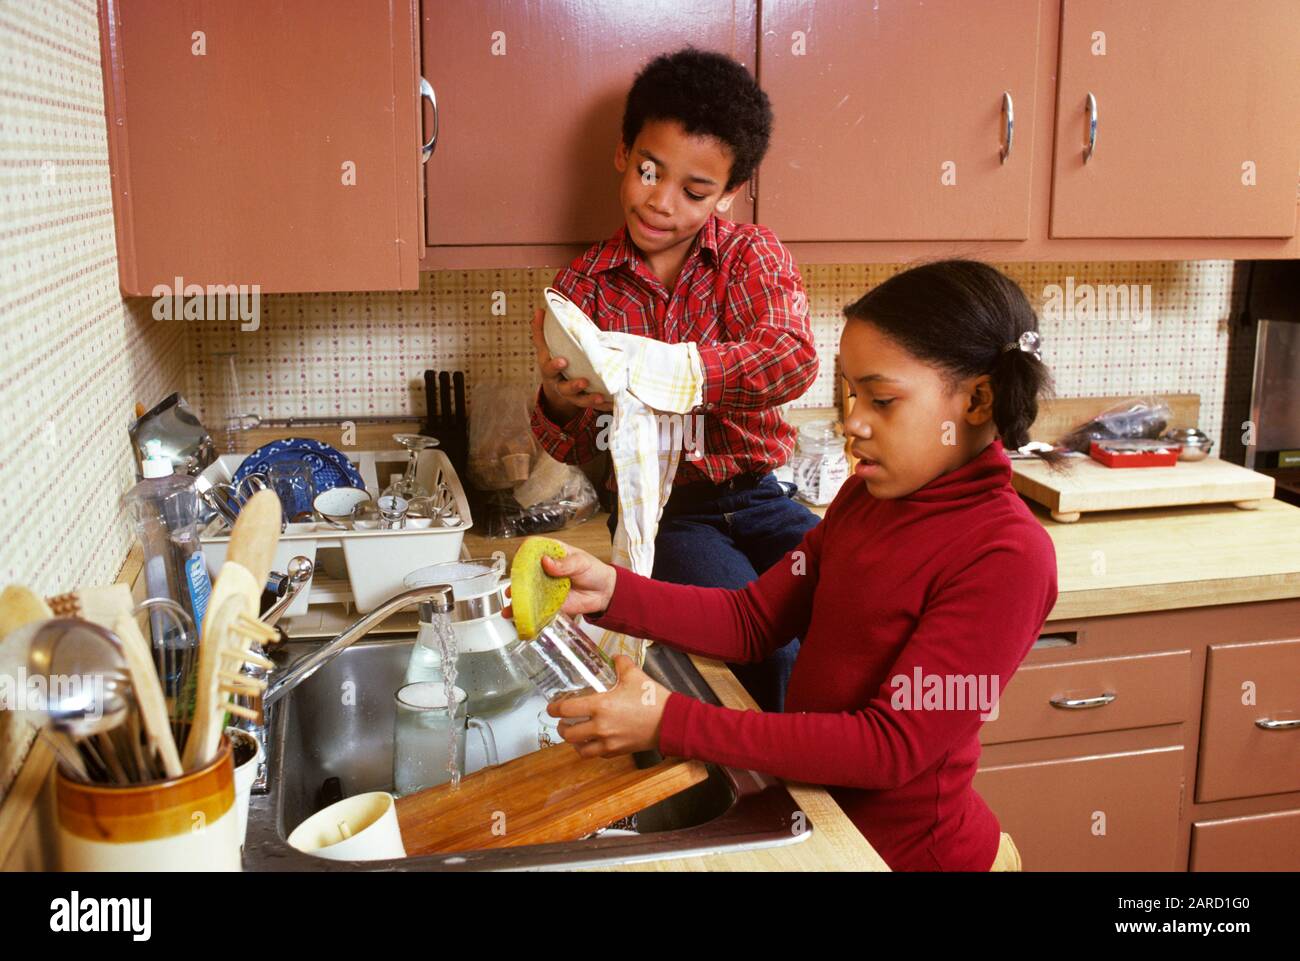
top-left (530, 215), bottom-right (818, 487)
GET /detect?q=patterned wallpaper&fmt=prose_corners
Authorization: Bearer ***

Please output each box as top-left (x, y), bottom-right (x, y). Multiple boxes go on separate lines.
top-left (0, 0), bottom-right (186, 796)
top-left (187, 260), bottom-right (1238, 449)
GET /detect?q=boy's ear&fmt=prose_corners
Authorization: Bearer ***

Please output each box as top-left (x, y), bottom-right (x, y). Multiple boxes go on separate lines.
top-left (964, 375), bottom-right (995, 426)
top-left (614, 141), bottom-right (629, 173)
top-left (715, 184), bottom-right (744, 213)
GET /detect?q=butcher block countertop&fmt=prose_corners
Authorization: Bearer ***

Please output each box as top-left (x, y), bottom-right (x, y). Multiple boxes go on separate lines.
top-left (1038, 497), bottom-right (1300, 620)
top-left (487, 495), bottom-right (1300, 627)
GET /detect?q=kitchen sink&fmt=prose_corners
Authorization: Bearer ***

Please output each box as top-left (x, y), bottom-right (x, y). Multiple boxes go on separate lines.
top-left (242, 635), bottom-right (813, 870)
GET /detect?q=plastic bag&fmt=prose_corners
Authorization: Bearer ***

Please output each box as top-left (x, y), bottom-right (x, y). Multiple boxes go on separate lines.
top-left (480, 452), bottom-right (599, 538)
top-left (468, 381), bottom-right (539, 490)
top-left (1055, 396), bottom-right (1172, 454)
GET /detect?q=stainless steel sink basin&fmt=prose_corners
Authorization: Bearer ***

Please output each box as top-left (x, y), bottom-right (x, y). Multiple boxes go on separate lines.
top-left (242, 635), bottom-right (813, 870)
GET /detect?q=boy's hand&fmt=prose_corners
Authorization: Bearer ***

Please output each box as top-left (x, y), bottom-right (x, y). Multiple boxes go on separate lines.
top-left (547, 655), bottom-right (672, 758)
top-left (532, 307), bottom-right (614, 420)
top-left (503, 544), bottom-right (618, 619)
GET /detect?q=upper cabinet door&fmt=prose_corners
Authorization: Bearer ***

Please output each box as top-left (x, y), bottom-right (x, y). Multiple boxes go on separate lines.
top-left (99, 0), bottom-right (424, 295)
top-left (421, 1), bottom-right (756, 247)
top-left (1051, 0), bottom-right (1300, 238)
top-left (758, 0), bottom-right (1042, 241)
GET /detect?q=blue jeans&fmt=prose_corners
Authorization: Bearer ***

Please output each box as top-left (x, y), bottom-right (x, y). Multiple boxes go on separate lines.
top-left (605, 473), bottom-right (820, 713)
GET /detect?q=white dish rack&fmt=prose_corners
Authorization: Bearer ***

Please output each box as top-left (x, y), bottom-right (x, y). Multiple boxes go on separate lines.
top-left (199, 448), bottom-right (472, 616)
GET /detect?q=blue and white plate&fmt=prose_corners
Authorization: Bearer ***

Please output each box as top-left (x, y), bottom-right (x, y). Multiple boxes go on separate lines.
top-left (233, 438), bottom-right (366, 505)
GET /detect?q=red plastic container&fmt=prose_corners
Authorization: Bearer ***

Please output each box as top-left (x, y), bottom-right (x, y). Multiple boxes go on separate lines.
top-left (1088, 441), bottom-right (1181, 468)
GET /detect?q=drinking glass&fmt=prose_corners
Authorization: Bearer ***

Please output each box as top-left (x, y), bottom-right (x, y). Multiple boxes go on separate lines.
top-left (393, 683), bottom-right (498, 797)
top-left (267, 460), bottom-right (315, 523)
top-left (509, 612), bottom-right (618, 703)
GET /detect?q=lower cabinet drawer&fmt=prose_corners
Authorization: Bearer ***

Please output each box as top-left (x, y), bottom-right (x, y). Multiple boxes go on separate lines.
top-left (1190, 809), bottom-right (1300, 871)
top-left (975, 746), bottom-right (1184, 871)
top-left (981, 650), bottom-right (1191, 746)
top-left (1197, 638), bottom-right (1300, 803)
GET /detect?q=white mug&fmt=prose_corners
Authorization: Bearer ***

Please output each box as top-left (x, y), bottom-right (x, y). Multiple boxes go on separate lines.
top-left (287, 791), bottom-right (406, 862)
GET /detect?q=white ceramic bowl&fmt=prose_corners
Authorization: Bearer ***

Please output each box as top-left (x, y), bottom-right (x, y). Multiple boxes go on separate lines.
top-left (542, 287), bottom-right (610, 397)
top-left (313, 486), bottom-right (371, 526)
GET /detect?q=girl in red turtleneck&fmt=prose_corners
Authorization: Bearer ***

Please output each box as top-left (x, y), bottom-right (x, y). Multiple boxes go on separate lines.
top-left (515, 260), bottom-right (1061, 871)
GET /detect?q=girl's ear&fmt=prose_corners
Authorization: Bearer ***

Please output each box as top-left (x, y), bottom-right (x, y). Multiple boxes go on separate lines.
top-left (964, 374), bottom-right (995, 426)
top-left (614, 141), bottom-right (629, 173)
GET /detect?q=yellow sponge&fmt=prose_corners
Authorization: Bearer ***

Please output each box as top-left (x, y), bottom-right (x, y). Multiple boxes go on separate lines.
top-left (510, 537), bottom-right (570, 639)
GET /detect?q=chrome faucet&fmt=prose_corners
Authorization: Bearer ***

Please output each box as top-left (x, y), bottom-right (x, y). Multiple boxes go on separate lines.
top-left (239, 573), bottom-right (454, 794)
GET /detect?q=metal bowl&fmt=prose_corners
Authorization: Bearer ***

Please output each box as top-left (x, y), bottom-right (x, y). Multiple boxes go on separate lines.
top-left (1161, 428), bottom-right (1214, 461)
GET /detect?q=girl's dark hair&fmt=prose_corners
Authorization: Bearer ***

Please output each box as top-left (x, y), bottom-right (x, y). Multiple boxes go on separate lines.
top-left (622, 48), bottom-right (772, 190)
top-left (843, 260), bottom-right (1063, 464)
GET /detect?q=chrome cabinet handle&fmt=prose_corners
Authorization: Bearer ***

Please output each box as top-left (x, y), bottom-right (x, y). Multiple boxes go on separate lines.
top-left (1083, 91), bottom-right (1097, 163)
top-left (420, 76), bottom-right (439, 163)
top-left (1000, 91), bottom-right (1014, 164)
top-left (1255, 717), bottom-right (1300, 730)
top-left (1050, 691), bottom-right (1116, 709)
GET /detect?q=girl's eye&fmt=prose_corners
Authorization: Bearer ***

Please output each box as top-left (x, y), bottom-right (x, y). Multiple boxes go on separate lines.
top-left (872, 398), bottom-right (895, 408)
top-left (685, 190), bottom-right (706, 201)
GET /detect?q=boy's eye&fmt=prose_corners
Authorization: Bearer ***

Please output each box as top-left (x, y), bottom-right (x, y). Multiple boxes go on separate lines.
top-left (872, 398), bottom-right (895, 408)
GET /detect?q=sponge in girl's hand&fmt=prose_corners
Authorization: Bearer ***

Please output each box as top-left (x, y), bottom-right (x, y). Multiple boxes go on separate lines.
top-left (510, 537), bottom-right (570, 639)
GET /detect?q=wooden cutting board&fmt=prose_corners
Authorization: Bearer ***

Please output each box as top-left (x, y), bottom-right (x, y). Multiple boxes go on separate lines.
top-left (395, 744), bottom-right (709, 855)
top-left (1012, 455), bottom-right (1276, 522)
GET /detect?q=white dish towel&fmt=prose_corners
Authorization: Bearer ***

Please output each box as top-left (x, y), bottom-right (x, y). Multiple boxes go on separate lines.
top-left (548, 305), bottom-right (704, 665)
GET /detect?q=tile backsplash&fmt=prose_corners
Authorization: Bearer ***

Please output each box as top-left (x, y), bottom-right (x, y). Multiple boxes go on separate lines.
top-left (187, 259), bottom-right (1236, 447)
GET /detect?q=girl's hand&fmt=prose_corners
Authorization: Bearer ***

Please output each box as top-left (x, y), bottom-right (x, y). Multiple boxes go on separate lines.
top-left (540, 545), bottom-right (618, 618)
top-left (548, 655), bottom-right (672, 758)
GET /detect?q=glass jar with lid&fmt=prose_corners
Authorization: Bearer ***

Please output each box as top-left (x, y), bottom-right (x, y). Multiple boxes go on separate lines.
top-left (789, 419), bottom-right (849, 506)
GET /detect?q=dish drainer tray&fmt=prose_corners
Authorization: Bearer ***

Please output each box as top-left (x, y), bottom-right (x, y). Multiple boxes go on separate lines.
top-left (199, 448), bottom-right (472, 614)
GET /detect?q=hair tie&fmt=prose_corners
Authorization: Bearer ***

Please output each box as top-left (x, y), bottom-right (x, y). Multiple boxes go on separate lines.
top-left (1002, 330), bottom-right (1043, 361)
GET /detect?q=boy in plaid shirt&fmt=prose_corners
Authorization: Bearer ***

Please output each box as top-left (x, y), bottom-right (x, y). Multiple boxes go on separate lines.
top-left (530, 48), bottom-right (818, 712)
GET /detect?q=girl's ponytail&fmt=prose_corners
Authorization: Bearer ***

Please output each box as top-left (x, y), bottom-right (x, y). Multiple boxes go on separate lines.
top-left (990, 332), bottom-right (1050, 453)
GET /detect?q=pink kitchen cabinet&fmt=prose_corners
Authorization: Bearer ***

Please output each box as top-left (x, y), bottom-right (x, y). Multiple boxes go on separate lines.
top-left (98, 0), bottom-right (426, 295)
top-left (419, 0), bottom-right (757, 263)
top-left (1049, 0), bottom-right (1300, 238)
top-left (757, 0), bottom-right (1044, 241)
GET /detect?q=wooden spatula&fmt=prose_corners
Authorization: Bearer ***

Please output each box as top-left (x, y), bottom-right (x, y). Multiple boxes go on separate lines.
top-left (0, 584), bottom-right (54, 638)
top-left (0, 585), bottom-right (55, 752)
top-left (182, 489), bottom-right (281, 770)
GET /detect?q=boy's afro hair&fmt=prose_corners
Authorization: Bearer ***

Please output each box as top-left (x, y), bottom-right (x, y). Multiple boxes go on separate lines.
top-left (621, 47), bottom-right (773, 190)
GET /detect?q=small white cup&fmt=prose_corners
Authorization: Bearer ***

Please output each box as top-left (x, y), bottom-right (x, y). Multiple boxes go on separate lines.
top-left (287, 791), bottom-right (407, 862)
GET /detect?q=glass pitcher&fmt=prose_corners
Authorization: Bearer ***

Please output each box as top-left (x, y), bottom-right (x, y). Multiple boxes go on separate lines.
top-left (402, 555), bottom-right (534, 716)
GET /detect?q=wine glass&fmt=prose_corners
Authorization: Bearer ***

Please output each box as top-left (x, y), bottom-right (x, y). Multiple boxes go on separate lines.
top-left (384, 433), bottom-right (439, 500)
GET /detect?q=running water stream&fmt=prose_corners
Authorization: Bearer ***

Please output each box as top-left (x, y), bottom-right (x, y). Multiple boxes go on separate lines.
top-left (428, 610), bottom-right (462, 788)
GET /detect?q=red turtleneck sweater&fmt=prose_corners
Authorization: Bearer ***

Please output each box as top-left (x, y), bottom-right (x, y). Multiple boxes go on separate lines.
top-left (587, 439), bottom-right (1058, 870)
